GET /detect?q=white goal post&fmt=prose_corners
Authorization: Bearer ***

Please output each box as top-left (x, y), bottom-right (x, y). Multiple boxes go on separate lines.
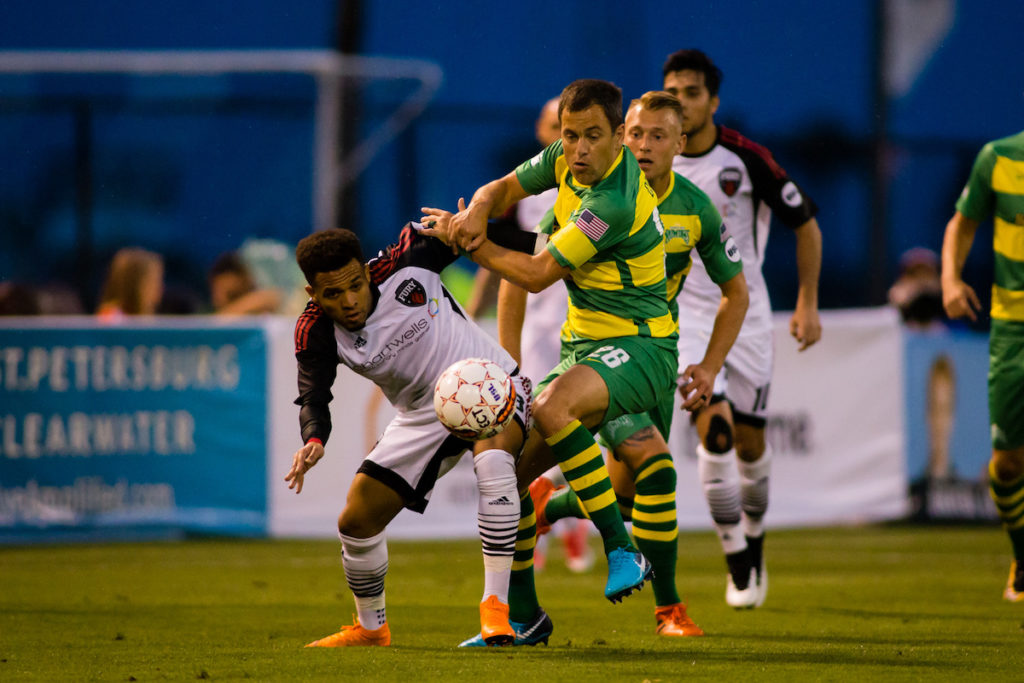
top-left (0, 49), bottom-right (443, 232)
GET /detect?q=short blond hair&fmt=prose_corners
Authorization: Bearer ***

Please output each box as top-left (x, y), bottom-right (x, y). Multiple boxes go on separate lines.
top-left (627, 91), bottom-right (684, 127)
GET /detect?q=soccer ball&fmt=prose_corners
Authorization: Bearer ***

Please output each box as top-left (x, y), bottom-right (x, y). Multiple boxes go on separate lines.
top-left (433, 358), bottom-right (517, 440)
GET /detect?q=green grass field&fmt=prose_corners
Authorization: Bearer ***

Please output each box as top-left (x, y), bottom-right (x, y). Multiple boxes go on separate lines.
top-left (3, 525), bottom-right (1022, 681)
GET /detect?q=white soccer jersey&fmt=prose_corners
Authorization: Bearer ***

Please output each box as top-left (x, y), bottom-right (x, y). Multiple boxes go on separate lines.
top-left (294, 223), bottom-right (518, 444)
top-left (672, 126), bottom-right (817, 331)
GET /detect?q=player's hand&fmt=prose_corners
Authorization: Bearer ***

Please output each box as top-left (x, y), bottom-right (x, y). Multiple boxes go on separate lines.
top-left (419, 205), bottom-right (459, 254)
top-left (678, 363), bottom-right (715, 412)
top-left (284, 441), bottom-right (325, 494)
top-left (942, 279), bottom-right (981, 322)
top-left (790, 305), bottom-right (822, 351)
top-left (449, 197), bottom-right (488, 252)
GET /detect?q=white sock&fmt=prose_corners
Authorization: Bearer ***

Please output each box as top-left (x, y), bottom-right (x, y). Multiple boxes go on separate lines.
top-left (738, 446), bottom-right (772, 538)
top-left (340, 530), bottom-right (388, 629)
top-left (474, 449), bottom-right (519, 603)
top-left (697, 444), bottom-right (746, 555)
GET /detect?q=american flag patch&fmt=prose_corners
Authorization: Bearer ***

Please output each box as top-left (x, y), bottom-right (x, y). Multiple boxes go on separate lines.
top-left (575, 208), bottom-right (609, 241)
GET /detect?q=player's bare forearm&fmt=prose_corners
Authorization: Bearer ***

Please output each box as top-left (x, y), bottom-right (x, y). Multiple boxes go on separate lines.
top-left (497, 279), bottom-right (528, 365)
top-left (702, 271), bottom-right (748, 375)
top-left (792, 218), bottom-right (823, 349)
top-left (468, 172), bottom-right (528, 220)
top-left (793, 218), bottom-right (822, 311)
top-left (940, 212), bottom-right (982, 320)
top-left (470, 241), bottom-right (566, 293)
top-left (451, 174), bottom-right (530, 251)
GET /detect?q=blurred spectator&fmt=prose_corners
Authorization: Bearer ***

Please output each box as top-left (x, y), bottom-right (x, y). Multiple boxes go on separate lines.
top-left (96, 247), bottom-right (164, 320)
top-left (35, 283), bottom-right (85, 315)
top-left (0, 282), bottom-right (42, 315)
top-left (208, 251), bottom-right (281, 315)
top-left (238, 237), bottom-right (309, 316)
top-left (888, 247), bottom-right (945, 329)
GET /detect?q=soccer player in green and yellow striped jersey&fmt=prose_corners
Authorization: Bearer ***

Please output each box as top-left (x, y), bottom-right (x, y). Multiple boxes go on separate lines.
top-left (537, 92), bottom-right (748, 636)
top-left (422, 80), bottom-right (677, 639)
top-left (941, 129), bottom-right (1024, 602)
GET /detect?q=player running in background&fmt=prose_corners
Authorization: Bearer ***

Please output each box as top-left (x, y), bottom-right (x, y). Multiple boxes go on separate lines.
top-left (423, 79), bottom-right (685, 642)
top-left (940, 129), bottom-right (1024, 602)
top-left (663, 49), bottom-right (823, 608)
top-left (286, 225), bottom-right (539, 647)
top-left (532, 91), bottom-right (749, 636)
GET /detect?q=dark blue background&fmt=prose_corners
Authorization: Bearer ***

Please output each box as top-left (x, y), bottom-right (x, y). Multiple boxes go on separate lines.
top-left (1, 1), bottom-right (1021, 316)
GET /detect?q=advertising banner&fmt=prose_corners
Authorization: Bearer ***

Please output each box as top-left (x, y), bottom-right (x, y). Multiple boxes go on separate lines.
top-left (903, 329), bottom-right (996, 521)
top-left (670, 308), bottom-right (908, 528)
top-left (0, 320), bottom-right (268, 541)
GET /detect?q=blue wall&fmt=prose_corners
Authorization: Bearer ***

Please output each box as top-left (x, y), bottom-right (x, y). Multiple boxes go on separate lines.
top-left (1, 1), bottom-right (1022, 314)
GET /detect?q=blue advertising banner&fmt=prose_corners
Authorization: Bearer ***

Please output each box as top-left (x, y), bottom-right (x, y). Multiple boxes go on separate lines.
top-left (0, 320), bottom-right (267, 541)
top-left (904, 328), bottom-right (996, 522)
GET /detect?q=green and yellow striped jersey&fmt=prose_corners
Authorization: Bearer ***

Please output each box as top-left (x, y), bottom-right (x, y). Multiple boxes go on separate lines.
top-left (515, 140), bottom-right (673, 342)
top-left (659, 171), bottom-right (743, 322)
top-left (956, 130), bottom-right (1024, 322)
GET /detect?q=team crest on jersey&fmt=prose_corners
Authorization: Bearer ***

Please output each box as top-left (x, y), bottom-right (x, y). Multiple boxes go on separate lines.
top-left (781, 181), bottom-right (803, 207)
top-left (395, 278), bottom-right (427, 307)
top-left (719, 168), bottom-right (742, 197)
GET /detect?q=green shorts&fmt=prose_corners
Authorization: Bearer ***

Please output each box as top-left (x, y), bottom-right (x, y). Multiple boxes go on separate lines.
top-left (989, 319), bottom-right (1024, 450)
top-left (535, 335), bottom-right (678, 439)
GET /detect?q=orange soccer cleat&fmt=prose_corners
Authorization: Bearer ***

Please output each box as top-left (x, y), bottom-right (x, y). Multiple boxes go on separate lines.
top-left (655, 603), bottom-right (705, 637)
top-left (305, 619), bottom-right (391, 647)
top-left (529, 477), bottom-right (563, 537)
top-left (479, 595), bottom-right (514, 646)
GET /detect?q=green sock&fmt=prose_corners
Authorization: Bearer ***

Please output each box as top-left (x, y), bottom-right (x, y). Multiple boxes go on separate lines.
top-left (546, 420), bottom-right (634, 555)
top-left (544, 486), bottom-right (588, 524)
top-left (508, 489), bottom-right (541, 623)
top-left (990, 462), bottom-right (1024, 560)
top-left (632, 454), bottom-right (680, 607)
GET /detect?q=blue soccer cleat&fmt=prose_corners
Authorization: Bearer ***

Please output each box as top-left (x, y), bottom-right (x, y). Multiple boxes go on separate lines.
top-left (605, 547), bottom-right (653, 603)
top-left (458, 607), bottom-right (554, 647)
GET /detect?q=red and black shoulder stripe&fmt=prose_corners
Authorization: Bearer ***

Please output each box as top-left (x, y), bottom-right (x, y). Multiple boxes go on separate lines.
top-left (368, 223), bottom-right (457, 284)
top-left (719, 126), bottom-right (787, 180)
top-left (295, 300), bottom-right (329, 353)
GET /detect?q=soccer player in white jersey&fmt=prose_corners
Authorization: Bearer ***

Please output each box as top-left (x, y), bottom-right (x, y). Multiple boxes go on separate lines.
top-left (286, 225), bottom-right (540, 647)
top-left (663, 49), bottom-right (823, 608)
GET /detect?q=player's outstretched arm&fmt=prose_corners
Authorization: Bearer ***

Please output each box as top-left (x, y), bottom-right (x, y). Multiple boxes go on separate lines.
top-left (791, 217), bottom-right (823, 351)
top-left (680, 271), bottom-right (749, 412)
top-left (422, 173), bottom-right (530, 252)
top-left (497, 279), bottom-right (528, 365)
top-left (940, 211), bottom-right (982, 321)
top-left (284, 440), bottom-right (325, 495)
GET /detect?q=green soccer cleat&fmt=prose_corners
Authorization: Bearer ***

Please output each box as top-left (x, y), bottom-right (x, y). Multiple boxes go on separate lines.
top-left (458, 608), bottom-right (554, 647)
top-left (604, 547), bottom-right (653, 603)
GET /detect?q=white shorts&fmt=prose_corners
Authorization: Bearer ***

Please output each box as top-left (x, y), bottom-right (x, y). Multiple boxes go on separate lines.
top-left (677, 324), bottom-right (774, 423)
top-left (359, 374), bottom-right (533, 512)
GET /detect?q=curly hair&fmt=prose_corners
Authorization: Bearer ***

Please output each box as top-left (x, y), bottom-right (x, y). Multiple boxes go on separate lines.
top-left (295, 229), bottom-right (365, 285)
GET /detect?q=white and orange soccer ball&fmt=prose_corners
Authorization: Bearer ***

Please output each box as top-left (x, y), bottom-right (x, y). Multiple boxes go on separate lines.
top-left (433, 358), bottom-right (517, 440)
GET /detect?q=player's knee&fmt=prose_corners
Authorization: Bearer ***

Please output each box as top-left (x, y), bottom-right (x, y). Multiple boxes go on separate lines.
top-left (992, 451), bottom-right (1024, 483)
top-left (474, 448), bottom-right (516, 496)
top-left (337, 509), bottom-right (382, 539)
top-left (704, 414), bottom-right (734, 454)
top-left (531, 391), bottom-right (561, 434)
